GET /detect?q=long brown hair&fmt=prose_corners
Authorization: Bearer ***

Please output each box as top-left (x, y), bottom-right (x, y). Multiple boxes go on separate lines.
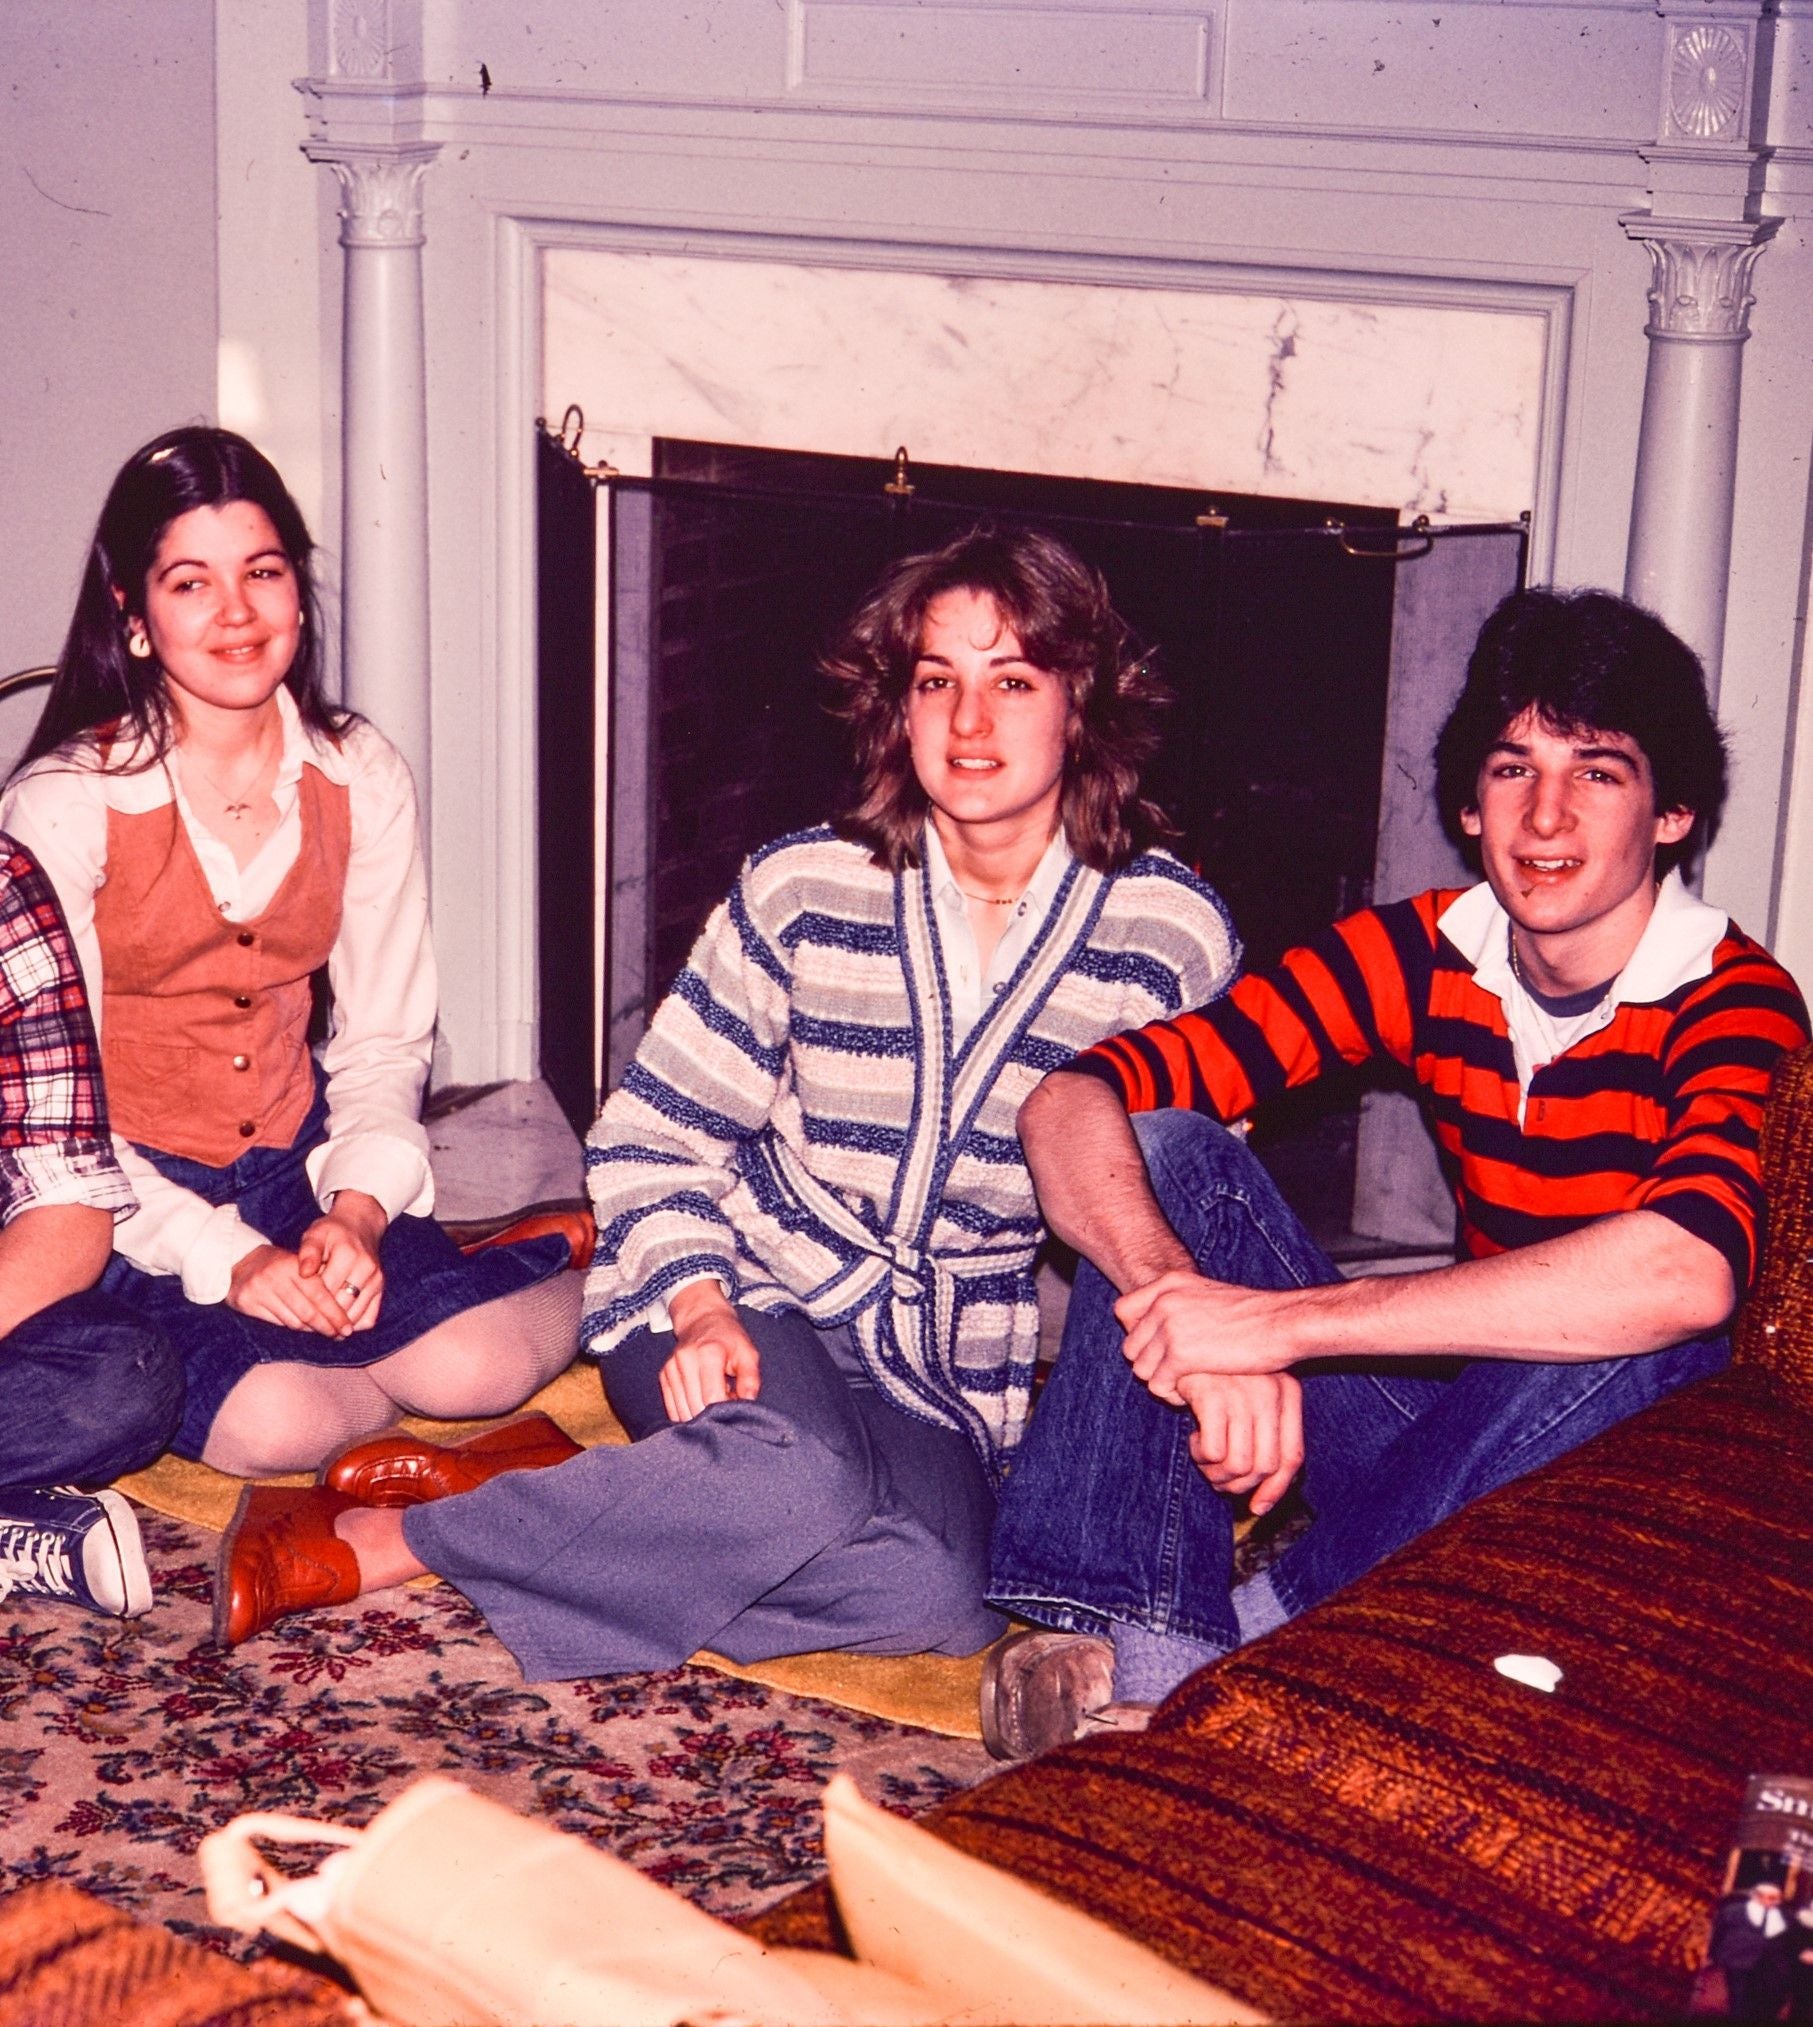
top-left (821, 524), bottom-right (1172, 873)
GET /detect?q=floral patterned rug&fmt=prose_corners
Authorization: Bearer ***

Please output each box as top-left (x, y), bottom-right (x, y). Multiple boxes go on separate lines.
top-left (0, 1509), bottom-right (996, 1955)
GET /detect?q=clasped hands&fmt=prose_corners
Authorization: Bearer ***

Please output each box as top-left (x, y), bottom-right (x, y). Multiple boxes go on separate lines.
top-left (635, 1264), bottom-right (1302, 1497)
top-left (655, 1271), bottom-right (1303, 1502)
top-left (226, 1189), bottom-right (389, 1336)
top-left (1115, 1269), bottom-right (1305, 1515)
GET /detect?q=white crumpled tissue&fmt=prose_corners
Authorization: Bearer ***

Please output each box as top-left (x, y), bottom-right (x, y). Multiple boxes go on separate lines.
top-left (1493, 1653), bottom-right (1563, 1694)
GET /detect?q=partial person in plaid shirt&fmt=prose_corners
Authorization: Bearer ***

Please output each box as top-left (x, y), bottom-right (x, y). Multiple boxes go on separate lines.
top-left (0, 836), bottom-right (180, 1618)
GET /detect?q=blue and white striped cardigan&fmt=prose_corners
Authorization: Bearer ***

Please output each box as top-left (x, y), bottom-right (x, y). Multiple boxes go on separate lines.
top-left (582, 827), bottom-right (1238, 1476)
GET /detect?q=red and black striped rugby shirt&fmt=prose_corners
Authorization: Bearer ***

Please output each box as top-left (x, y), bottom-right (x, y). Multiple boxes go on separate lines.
top-left (1066, 885), bottom-right (1809, 1295)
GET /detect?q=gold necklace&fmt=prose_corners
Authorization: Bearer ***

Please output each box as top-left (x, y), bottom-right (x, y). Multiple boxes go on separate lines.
top-left (183, 737), bottom-right (277, 822)
top-left (956, 886), bottom-right (1024, 908)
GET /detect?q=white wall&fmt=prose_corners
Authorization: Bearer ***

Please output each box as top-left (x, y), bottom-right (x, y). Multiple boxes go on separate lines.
top-left (214, 0), bottom-right (337, 581)
top-left (0, 0), bottom-right (220, 762)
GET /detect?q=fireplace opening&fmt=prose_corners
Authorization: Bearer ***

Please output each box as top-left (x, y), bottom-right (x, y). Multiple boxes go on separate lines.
top-left (537, 430), bottom-right (1527, 1258)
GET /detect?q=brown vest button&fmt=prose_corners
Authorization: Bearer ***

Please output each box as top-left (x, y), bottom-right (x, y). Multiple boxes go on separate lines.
top-left (236, 930), bottom-right (255, 947)
top-left (238, 1120), bottom-right (256, 1138)
top-left (232, 1054), bottom-right (251, 1071)
top-left (233, 993), bottom-right (252, 1009)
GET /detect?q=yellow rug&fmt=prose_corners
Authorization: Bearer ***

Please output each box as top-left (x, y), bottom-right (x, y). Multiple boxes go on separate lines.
top-left (115, 1362), bottom-right (989, 1739)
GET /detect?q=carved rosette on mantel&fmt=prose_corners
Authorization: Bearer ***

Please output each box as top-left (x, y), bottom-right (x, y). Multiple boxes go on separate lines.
top-left (1619, 2), bottom-right (1775, 702)
top-left (301, 139), bottom-right (441, 830)
top-left (1665, 20), bottom-right (1750, 144)
top-left (328, 0), bottom-right (393, 81)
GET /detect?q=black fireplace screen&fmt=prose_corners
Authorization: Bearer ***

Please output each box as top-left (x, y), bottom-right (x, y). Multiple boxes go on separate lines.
top-left (535, 431), bottom-right (1526, 1208)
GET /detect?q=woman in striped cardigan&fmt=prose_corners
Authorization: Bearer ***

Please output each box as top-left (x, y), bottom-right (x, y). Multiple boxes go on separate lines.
top-left (217, 527), bottom-right (1239, 1675)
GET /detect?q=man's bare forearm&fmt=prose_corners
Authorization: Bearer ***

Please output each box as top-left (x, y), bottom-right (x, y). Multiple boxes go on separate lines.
top-left (1119, 1208), bottom-right (1737, 1404)
top-left (1022, 1074), bottom-right (1737, 1373)
top-left (0, 1204), bottom-right (113, 1342)
top-left (1274, 1208), bottom-right (1735, 1362)
top-left (1017, 1072), bottom-right (1195, 1291)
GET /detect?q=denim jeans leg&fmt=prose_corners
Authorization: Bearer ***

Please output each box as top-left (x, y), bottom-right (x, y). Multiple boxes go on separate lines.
top-left (0, 1291), bottom-right (184, 1496)
top-left (1243, 1329), bottom-right (1732, 1632)
top-left (987, 1110), bottom-right (1343, 1649)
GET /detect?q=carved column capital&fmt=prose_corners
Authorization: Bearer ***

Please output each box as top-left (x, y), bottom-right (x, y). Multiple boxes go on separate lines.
top-left (303, 141), bottom-right (441, 251)
top-left (1620, 216), bottom-right (1778, 343)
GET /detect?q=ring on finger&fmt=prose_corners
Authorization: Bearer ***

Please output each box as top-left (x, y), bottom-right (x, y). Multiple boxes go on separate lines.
top-left (342, 1281), bottom-right (361, 1299)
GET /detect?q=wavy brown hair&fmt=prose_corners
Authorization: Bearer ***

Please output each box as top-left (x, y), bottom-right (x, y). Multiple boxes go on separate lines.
top-left (822, 524), bottom-right (1172, 873)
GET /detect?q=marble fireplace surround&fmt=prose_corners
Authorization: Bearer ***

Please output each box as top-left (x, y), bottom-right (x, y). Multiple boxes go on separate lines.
top-left (541, 244), bottom-right (1552, 1248)
top-left (287, 2), bottom-right (1807, 1098)
top-left (541, 245), bottom-right (1552, 537)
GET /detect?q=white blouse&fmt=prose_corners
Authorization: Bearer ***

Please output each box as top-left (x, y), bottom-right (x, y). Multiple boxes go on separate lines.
top-left (1, 688), bottom-right (438, 1303)
top-left (921, 822), bottom-right (1072, 1048)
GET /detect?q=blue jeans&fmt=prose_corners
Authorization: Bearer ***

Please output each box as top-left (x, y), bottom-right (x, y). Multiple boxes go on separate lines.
top-left (988, 1110), bottom-right (1729, 1653)
top-left (0, 1289), bottom-right (182, 1497)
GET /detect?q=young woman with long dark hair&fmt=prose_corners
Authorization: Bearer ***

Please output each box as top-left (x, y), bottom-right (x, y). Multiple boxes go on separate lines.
top-left (3, 427), bottom-right (583, 1477)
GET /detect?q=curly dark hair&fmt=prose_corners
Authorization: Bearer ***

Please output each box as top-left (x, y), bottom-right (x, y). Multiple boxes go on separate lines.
top-left (18, 425), bottom-right (347, 774)
top-left (1434, 586), bottom-right (1727, 879)
top-left (820, 524), bottom-right (1172, 873)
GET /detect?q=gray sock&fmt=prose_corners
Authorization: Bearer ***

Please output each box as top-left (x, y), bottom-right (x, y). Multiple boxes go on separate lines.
top-left (1110, 1622), bottom-right (1227, 1705)
top-left (1231, 1568), bottom-right (1290, 1645)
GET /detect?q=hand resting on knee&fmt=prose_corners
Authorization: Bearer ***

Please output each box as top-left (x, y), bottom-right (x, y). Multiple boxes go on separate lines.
top-left (661, 1280), bottom-right (762, 1422)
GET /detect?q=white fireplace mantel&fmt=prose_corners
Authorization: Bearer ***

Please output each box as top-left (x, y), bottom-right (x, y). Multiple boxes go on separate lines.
top-left (274, 0), bottom-right (1813, 1082)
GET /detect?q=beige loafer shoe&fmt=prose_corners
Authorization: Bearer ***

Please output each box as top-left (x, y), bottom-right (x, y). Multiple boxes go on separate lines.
top-left (979, 1629), bottom-right (1116, 1760)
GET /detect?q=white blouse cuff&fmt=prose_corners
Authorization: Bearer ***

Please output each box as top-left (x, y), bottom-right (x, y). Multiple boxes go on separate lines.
top-left (182, 1211), bottom-right (270, 1306)
top-left (307, 1131), bottom-right (436, 1225)
top-left (647, 1269), bottom-right (732, 1335)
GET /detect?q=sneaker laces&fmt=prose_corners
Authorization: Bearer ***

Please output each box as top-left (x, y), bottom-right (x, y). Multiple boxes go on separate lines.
top-left (0, 1525), bottom-right (77, 1603)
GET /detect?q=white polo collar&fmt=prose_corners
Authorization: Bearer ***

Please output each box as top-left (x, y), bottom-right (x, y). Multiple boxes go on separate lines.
top-left (1439, 869), bottom-right (1726, 1012)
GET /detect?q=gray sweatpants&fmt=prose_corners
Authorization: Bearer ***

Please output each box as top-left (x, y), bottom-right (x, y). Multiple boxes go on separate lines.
top-left (404, 1305), bottom-right (1005, 1681)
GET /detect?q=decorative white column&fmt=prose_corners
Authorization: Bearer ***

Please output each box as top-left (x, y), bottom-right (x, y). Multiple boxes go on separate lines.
top-left (1620, 7), bottom-right (1775, 702)
top-left (1622, 221), bottom-right (1774, 698)
top-left (303, 137), bottom-right (441, 828)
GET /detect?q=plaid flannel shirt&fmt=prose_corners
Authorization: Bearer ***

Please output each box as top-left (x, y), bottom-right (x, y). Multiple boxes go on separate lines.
top-left (0, 836), bottom-right (135, 1225)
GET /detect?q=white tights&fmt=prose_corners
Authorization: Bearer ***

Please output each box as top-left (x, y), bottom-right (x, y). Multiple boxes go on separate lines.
top-left (200, 1270), bottom-right (584, 1477)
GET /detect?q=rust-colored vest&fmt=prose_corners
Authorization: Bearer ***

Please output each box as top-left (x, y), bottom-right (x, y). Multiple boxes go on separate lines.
top-left (95, 765), bottom-right (352, 1165)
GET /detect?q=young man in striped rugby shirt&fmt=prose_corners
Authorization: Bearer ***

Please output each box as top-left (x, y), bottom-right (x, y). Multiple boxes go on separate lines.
top-left (981, 588), bottom-right (1809, 1759)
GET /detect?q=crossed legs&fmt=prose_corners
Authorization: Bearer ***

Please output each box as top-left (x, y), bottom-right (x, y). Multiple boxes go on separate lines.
top-left (988, 1109), bottom-right (1728, 1706)
top-left (225, 1305), bottom-right (1005, 1678)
